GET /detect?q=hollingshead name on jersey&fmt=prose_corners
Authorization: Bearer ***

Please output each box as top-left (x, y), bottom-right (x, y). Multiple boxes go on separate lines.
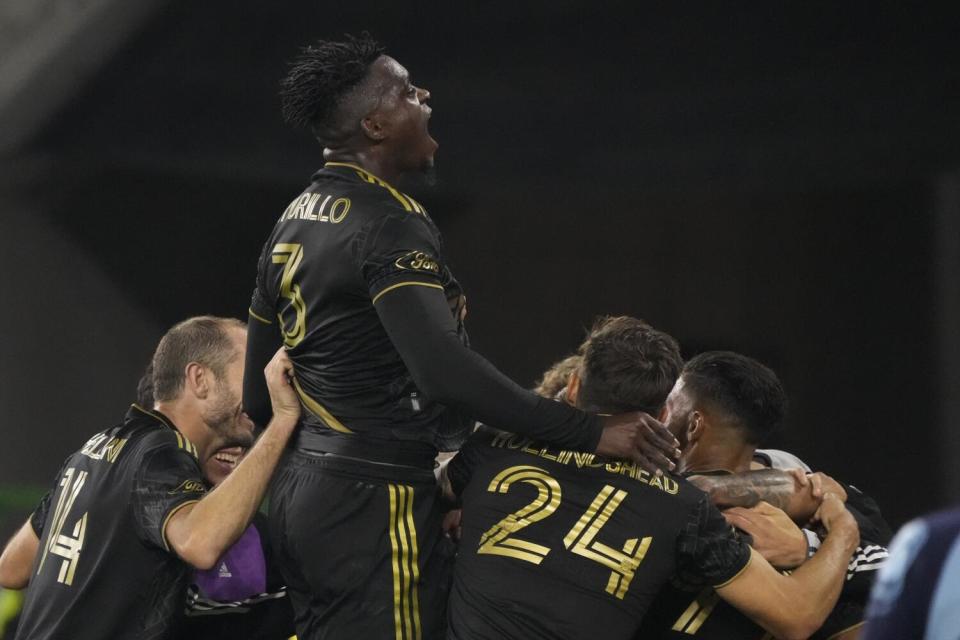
top-left (489, 431), bottom-right (680, 494)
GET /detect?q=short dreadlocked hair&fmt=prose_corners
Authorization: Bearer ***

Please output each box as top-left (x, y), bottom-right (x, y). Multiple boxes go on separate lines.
top-left (280, 33), bottom-right (385, 144)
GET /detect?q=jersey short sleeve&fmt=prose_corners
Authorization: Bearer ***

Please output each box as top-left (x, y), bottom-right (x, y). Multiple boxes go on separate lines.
top-left (29, 489), bottom-right (53, 537)
top-left (676, 493), bottom-right (752, 587)
top-left (357, 214), bottom-right (445, 302)
top-left (131, 433), bottom-right (207, 551)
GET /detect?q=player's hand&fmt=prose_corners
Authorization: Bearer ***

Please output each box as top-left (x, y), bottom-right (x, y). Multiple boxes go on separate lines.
top-left (442, 509), bottom-right (462, 542)
top-left (596, 412), bottom-right (680, 476)
top-left (723, 501), bottom-right (807, 569)
top-left (264, 348), bottom-right (301, 425)
top-left (786, 469), bottom-right (847, 525)
top-left (811, 493), bottom-right (859, 545)
top-left (805, 472), bottom-right (847, 502)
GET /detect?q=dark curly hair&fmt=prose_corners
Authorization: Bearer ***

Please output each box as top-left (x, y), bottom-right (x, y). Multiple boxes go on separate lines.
top-left (575, 316), bottom-right (682, 415)
top-left (280, 33), bottom-right (385, 143)
top-left (682, 351), bottom-right (787, 445)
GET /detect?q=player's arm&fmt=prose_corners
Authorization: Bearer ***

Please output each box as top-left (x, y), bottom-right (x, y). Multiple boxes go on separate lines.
top-left (0, 518), bottom-right (39, 589)
top-left (689, 468), bottom-right (826, 522)
top-left (243, 246), bottom-right (283, 428)
top-left (374, 283), bottom-right (678, 473)
top-left (165, 348), bottom-right (300, 570)
top-left (716, 494), bottom-right (860, 640)
top-left (0, 484), bottom-right (55, 588)
top-left (243, 303), bottom-right (283, 428)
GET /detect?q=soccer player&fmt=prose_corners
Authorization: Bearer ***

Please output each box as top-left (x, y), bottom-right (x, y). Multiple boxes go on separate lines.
top-left (0, 316), bottom-right (300, 639)
top-left (445, 317), bottom-right (859, 640)
top-left (242, 34), bottom-right (679, 639)
top-left (135, 363), bottom-right (295, 640)
top-left (637, 351), bottom-right (889, 640)
top-left (862, 506), bottom-right (960, 640)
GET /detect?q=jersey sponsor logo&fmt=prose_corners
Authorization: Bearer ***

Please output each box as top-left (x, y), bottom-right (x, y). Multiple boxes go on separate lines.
top-left (280, 192), bottom-right (351, 224)
top-left (394, 250), bottom-right (440, 274)
top-left (79, 433), bottom-right (128, 463)
top-left (168, 479), bottom-right (207, 495)
top-left (218, 562), bottom-right (232, 578)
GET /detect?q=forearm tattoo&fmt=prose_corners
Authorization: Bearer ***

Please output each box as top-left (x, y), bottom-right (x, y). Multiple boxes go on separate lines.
top-left (688, 469), bottom-right (796, 509)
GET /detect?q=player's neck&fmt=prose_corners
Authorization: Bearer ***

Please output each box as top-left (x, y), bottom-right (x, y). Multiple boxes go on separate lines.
top-left (680, 438), bottom-right (755, 475)
top-left (154, 400), bottom-right (215, 461)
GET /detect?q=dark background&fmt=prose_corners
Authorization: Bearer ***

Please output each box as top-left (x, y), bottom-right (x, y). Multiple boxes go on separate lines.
top-left (2, 1), bottom-right (959, 535)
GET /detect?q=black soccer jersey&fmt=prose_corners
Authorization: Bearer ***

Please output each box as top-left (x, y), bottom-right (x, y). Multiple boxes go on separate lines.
top-left (249, 162), bottom-right (471, 452)
top-left (445, 427), bottom-right (751, 640)
top-left (16, 405), bottom-right (206, 640)
top-left (636, 556), bottom-right (869, 640)
top-left (636, 473), bottom-right (889, 640)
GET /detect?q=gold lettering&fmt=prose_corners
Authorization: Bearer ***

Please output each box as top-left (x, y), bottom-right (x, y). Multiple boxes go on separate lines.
top-left (521, 443), bottom-right (541, 456)
top-left (663, 476), bottom-right (680, 495)
top-left (317, 194), bottom-right (332, 221)
top-left (104, 438), bottom-right (128, 463)
top-left (649, 475), bottom-right (664, 491)
top-left (80, 435), bottom-right (128, 464)
top-left (303, 193), bottom-right (321, 220)
top-left (330, 197), bottom-right (351, 223)
top-left (289, 194), bottom-right (311, 220)
top-left (573, 452), bottom-right (596, 468)
top-left (539, 448), bottom-right (560, 462)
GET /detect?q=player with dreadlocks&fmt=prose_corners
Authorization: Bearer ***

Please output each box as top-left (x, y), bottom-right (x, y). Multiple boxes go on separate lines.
top-left (242, 34), bottom-right (682, 639)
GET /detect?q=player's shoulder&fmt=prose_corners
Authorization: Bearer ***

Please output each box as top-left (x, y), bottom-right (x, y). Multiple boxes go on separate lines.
top-left (123, 405), bottom-right (200, 461)
top-left (313, 163), bottom-right (429, 218)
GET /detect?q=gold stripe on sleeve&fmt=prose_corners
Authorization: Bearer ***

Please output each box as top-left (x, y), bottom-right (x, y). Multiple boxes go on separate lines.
top-left (248, 308), bottom-right (273, 325)
top-left (371, 281), bottom-right (444, 304)
top-left (161, 499), bottom-right (200, 552)
top-left (713, 549), bottom-right (754, 589)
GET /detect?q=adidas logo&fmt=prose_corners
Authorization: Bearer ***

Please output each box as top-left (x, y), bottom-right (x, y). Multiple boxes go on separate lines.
top-left (218, 562), bottom-right (232, 578)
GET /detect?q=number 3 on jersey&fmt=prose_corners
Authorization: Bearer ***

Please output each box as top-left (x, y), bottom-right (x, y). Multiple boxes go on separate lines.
top-left (272, 243), bottom-right (306, 347)
top-left (478, 465), bottom-right (653, 600)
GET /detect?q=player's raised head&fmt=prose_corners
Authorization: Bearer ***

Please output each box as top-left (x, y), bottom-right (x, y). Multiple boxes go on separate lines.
top-left (674, 350), bottom-right (786, 446)
top-left (568, 316), bottom-right (682, 416)
top-left (280, 33), bottom-right (437, 172)
top-left (151, 316), bottom-right (247, 403)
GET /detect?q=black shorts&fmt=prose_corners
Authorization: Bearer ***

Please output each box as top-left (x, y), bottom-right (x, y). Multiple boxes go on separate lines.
top-left (268, 451), bottom-right (456, 640)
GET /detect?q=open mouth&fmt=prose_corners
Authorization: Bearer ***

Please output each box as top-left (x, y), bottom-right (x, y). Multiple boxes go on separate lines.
top-left (212, 446), bottom-right (245, 470)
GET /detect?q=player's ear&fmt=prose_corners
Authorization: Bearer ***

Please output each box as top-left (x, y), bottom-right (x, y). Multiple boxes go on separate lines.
top-left (686, 411), bottom-right (704, 444)
top-left (564, 372), bottom-right (581, 407)
top-left (184, 362), bottom-right (210, 400)
top-left (360, 113), bottom-right (387, 142)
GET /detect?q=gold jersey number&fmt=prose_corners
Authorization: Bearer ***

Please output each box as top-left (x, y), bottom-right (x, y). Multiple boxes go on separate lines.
top-left (272, 243), bottom-right (307, 348)
top-left (478, 465), bottom-right (653, 600)
top-left (36, 467), bottom-right (89, 586)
